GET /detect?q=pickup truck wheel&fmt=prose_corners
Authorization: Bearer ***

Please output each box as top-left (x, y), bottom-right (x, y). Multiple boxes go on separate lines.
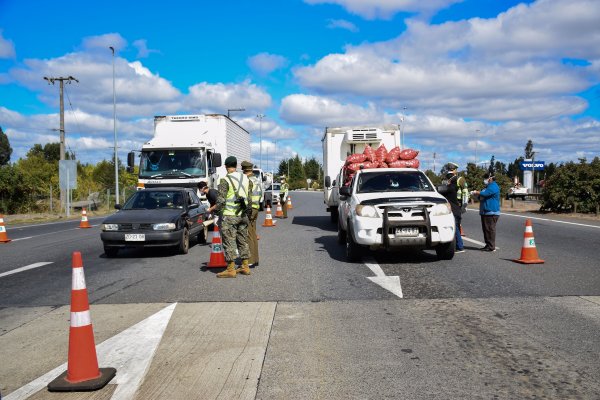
top-left (436, 239), bottom-right (455, 260)
top-left (345, 224), bottom-right (362, 262)
top-left (330, 209), bottom-right (338, 223)
top-left (337, 217), bottom-right (346, 245)
top-left (178, 227), bottom-right (190, 254)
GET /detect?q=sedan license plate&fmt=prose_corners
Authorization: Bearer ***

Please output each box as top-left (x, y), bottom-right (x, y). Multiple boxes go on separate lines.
top-left (125, 233), bottom-right (145, 241)
top-left (395, 227), bottom-right (419, 237)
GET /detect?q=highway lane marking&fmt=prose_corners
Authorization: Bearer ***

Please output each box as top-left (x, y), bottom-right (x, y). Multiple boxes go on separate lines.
top-left (11, 236), bottom-right (32, 242)
top-left (0, 262), bottom-right (54, 279)
top-left (363, 257), bottom-right (403, 298)
top-left (4, 303), bottom-right (177, 400)
top-left (467, 208), bottom-right (600, 229)
top-left (461, 236), bottom-right (500, 250)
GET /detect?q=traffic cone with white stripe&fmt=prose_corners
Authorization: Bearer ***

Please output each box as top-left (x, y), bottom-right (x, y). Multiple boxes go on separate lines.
top-left (48, 252), bottom-right (116, 391)
top-left (513, 219), bottom-right (544, 264)
top-left (275, 201), bottom-right (284, 218)
top-left (0, 214), bottom-right (11, 243)
top-left (79, 208), bottom-right (92, 229)
top-left (262, 205), bottom-right (276, 227)
top-left (287, 196), bottom-right (293, 209)
top-left (207, 224), bottom-right (227, 268)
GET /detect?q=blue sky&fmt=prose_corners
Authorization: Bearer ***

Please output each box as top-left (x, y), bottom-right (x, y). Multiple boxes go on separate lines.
top-left (1, 0), bottom-right (599, 171)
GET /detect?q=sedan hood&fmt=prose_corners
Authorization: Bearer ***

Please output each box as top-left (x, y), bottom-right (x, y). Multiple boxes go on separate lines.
top-left (102, 209), bottom-right (184, 224)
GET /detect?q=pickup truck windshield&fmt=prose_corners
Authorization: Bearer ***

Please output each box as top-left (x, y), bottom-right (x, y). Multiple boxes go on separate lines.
top-left (356, 171), bottom-right (434, 193)
top-left (139, 150), bottom-right (206, 178)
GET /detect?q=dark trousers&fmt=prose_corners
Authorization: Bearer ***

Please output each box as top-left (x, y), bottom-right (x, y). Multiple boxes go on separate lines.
top-left (248, 208), bottom-right (259, 265)
top-left (480, 215), bottom-right (499, 250)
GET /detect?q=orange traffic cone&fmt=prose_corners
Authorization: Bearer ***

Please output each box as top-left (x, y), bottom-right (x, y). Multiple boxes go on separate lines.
top-left (0, 214), bottom-right (11, 243)
top-left (48, 252), bottom-right (116, 391)
top-left (514, 219), bottom-right (544, 264)
top-left (79, 208), bottom-right (92, 229)
top-left (275, 202), bottom-right (284, 218)
top-left (287, 196), bottom-right (293, 209)
top-left (460, 224), bottom-right (466, 237)
top-left (207, 225), bottom-right (227, 268)
top-left (262, 205), bottom-right (276, 227)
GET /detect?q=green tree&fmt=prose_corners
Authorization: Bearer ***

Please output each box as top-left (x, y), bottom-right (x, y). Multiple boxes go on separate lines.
top-left (0, 127), bottom-right (12, 166)
top-left (488, 155), bottom-right (496, 175)
top-left (425, 170), bottom-right (441, 186)
top-left (525, 139), bottom-right (534, 159)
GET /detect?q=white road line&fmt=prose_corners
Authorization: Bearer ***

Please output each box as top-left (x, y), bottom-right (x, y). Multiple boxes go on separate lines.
top-left (5, 303), bottom-right (177, 400)
top-left (467, 208), bottom-right (600, 229)
top-left (0, 262), bottom-right (54, 279)
top-left (462, 236), bottom-right (499, 250)
top-left (11, 236), bottom-right (32, 242)
top-left (363, 257), bottom-right (403, 298)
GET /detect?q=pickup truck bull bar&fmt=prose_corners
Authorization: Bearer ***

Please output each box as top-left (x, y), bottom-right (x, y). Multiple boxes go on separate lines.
top-left (382, 205), bottom-right (432, 249)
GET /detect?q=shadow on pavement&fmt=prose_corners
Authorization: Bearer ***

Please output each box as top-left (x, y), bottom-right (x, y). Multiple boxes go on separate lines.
top-left (291, 215), bottom-right (337, 232)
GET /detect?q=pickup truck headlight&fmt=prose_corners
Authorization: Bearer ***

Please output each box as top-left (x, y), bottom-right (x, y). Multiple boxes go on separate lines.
top-left (356, 205), bottom-right (378, 218)
top-left (430, 203), bottom-right (452, 216)
top-left (101, 224), bottom-right (119, 231)
top-left (153, 223), bottom-right (176, 231)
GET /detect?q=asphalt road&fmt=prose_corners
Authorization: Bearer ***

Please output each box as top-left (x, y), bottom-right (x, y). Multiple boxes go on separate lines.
top-left (1, 191), bottom-right (600, 399)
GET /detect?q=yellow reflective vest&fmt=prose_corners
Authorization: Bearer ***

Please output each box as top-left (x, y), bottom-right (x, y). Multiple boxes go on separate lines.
top-left (223, 172), bottom-right (250, 216)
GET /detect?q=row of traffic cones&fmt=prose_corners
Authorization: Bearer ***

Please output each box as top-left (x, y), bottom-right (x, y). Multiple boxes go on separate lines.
top-left (1, 209), bottom-right (91, 244)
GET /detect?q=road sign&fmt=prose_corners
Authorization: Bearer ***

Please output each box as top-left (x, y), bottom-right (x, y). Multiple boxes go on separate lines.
top-left (519, 161), bottom-right (545, 171)
top-left (59, 160), bottom-right (77, 190)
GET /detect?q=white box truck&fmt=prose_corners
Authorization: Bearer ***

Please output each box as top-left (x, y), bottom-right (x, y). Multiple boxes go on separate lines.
top-left (322, 125), bottom-right (400, 222)
top-left (128, 114), bottom-right (251, 191)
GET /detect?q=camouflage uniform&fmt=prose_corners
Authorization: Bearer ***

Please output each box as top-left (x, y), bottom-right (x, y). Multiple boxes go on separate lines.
top-left (214, 175), bottom-right (253, 262)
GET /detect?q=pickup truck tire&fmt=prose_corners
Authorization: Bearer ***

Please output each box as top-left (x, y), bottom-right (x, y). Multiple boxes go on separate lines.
top-left (337, 217), bottom-right (346, 244)
top-left (330, 208), bottom-right (338, 223)
top-left (345, 221), bottom-right (362, 262)
top-left (435, 239), bottom-right (455, 260)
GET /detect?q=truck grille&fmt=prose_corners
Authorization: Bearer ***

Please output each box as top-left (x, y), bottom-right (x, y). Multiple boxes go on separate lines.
top-left (378, 205), bottom-right (430, 220)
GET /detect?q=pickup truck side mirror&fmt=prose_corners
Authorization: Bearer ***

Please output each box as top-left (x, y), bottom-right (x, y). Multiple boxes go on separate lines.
top-left (436, 184), bottom-right (449, 194)
top-left (339, 186), bottom-right (351, 197)
top-left (325, 176), bottom-right (331, 188)
top-left (262, 175), bottom-right (267, 182)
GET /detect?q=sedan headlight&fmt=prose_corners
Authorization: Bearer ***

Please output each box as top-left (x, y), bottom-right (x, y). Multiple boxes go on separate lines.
top-left (153, 223), bottom-right (176, 231)
top-left (101, 224), bottom-right (119, 231)
top-left (430, 203), bottom-right (452, 216)
top-left (356, 205), bottom-right (378, 218)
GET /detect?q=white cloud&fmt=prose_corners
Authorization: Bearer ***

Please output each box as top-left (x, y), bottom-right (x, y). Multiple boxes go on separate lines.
top-left (304, 0), bottom-right (462, 20)
top-left (247, 53), bottom-right (289, 75)
top-left (133, 39), bottom-right (160, 58)
top-left (81, 33), bottom-right (127, 52)
top-left (327, 19), bottom-right (359, 32)
top-left (0, 30), bottom-right (16, 59)
top-left (280, 94), bottom-right (382, 126)
top-left (186, 80), bottom-right (272, 113)
top-left (236, 116), bottom-right (297, 140)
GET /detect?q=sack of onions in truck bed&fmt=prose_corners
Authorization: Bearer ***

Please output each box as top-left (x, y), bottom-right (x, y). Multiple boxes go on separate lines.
top-left (345, 153), bottom-right (367, 164)
top-left (385, 146), bottom-right (401, 163)
top-left (388, 159), bottom-right (420, 168)
top-left (378, 161), bottom-right (388, 168)
top-left (363, 145), bottom-right (376, 162)
top-left (398, 148), bottom-right (419, 160)
top-left (375, 144), bottom-right (388, 162)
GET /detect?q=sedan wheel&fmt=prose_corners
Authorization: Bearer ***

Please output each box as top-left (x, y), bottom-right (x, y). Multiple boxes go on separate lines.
top-left (178, 228), bottom-right (190, 254)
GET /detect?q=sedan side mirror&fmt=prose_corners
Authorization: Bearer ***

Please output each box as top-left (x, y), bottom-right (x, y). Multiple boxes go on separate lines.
top-left (114, 204), bottom-right (122, 210)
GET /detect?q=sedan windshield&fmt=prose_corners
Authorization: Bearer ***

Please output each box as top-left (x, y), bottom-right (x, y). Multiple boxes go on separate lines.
top-left (357, 171), bottom-right (434, 193)
top-left (123, 191), bottom-right (185, 210)
top-left (139, 150), bottom-right (206, 178)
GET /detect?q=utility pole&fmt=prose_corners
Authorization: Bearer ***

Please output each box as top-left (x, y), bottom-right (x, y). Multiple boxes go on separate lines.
top-left (110, 47), bottom-right (119, 206)
top-left (257, 114), bottom-right (265, 169)
top-left (44, 75), bottom-right (78, 212)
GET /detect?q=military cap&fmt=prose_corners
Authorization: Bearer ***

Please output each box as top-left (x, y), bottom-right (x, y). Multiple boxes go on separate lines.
top-left (241, 161), bottom-right (253, 171)
top-left (224, 156), bottom-right (237, 167)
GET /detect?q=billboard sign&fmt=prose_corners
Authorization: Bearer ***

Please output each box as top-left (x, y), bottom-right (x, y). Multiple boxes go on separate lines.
top-left (519, 160), bottom-right (545, 171)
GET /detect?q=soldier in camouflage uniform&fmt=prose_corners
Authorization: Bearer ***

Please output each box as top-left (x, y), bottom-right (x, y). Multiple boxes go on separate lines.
top-left (213, 156), bottom-right (253, 278)
top-left (242, 161), bottom-right (262, 267)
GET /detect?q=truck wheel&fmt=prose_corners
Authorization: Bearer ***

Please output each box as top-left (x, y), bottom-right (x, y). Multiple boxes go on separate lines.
top-left (435, 240), bottom-right (455, 260)
top-left (337, 217), bottom-right (346, 245)
top-left (104, 246), bottom-right (118, 258)
top-left (345, 224), bottom-right (362, 262)
top-left (330, 208), bottom-right (338, 223)
top-left (178, 227), bottom-right (190, 254)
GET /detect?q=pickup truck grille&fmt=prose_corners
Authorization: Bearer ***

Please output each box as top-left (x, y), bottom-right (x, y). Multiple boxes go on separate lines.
top-left (377, 205), bottom-right (430, 220)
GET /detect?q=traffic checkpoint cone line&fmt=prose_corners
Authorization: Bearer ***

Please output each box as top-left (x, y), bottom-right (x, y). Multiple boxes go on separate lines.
top-left (0, 214), bottom-right (11, 243)
top-left (275, 202), bottom-right (284, 218)
top-left (48, 252), bottom-right (116, 392)
top-left (287, 196), bottom-right (293, 209)
top-left (79, 208), bottom-right (92, 229)
top-left (262, 205), bottom-right (276, 227)
top-left (207, 224), bottom-right (227, 268)
top-left (513, 219), bottom-right (545, 264)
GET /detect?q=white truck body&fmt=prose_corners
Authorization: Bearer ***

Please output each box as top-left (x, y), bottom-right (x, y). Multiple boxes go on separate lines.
top-left (337, 168), bottom-right (456, 261)
top-left (135, 114), bottom-right (251, 190)
top-left (322, 125), bottom-right (400, 221)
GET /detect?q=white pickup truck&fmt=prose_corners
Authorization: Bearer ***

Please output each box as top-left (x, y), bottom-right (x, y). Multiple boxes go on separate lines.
top-left (337, 168), bottom-right (456, 261)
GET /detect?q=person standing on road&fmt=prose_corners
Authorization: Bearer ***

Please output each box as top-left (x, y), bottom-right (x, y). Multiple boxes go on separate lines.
top-left (280, 177), bottom-right (289, 219)
top-left (442, 164), bottom-right (465, 253)
top-left (213, 156), bottom-right (253, 278)
top-left (472, 173), bottom-right (500, 252)
top-left (197, 181), bottom-right (218, 213)
top-left (242, 161), bottom-right (261, 267)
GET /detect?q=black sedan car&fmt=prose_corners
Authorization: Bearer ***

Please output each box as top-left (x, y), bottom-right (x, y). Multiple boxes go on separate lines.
top-left (101, 187), bottom-right (207, 257)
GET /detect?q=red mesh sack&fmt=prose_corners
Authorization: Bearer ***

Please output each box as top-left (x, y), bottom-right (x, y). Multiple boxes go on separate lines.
top-left (375, 144), bottom-right (388, 162)
top-left (388, 160), bottom-right (409, 168)
top-left (346, 163), bottom-right (363, 172)
top-left (346, 153), bottom-right (367, 164)
top-left (404, 159), bottom-right (420, 168)
top-left (399, 148), bottom-right (419, 160)
top-left (363, 161), bottom-right (379, 169)
top-left (378, 161), bottom-right (388, 168)
top-left (363, 145), bottom-right (375, 162)
top-left (385, 146), bottom-right (401, 163)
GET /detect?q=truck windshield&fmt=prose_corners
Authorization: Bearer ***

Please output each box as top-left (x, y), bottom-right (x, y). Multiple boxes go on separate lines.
top-left (356, 171), bottom-right (434, 193)
top-left (139, 150), bottom-right (206, 178)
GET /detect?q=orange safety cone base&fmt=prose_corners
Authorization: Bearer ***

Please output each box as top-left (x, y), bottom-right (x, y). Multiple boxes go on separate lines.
top-left (47, 367), bottom-right (116, 392)
top-left (513, 257), bottom-right (545, 264)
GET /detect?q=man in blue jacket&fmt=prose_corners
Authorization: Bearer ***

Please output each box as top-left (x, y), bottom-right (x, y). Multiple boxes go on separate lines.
top-left (473, 173), bottom-right (500, 252)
